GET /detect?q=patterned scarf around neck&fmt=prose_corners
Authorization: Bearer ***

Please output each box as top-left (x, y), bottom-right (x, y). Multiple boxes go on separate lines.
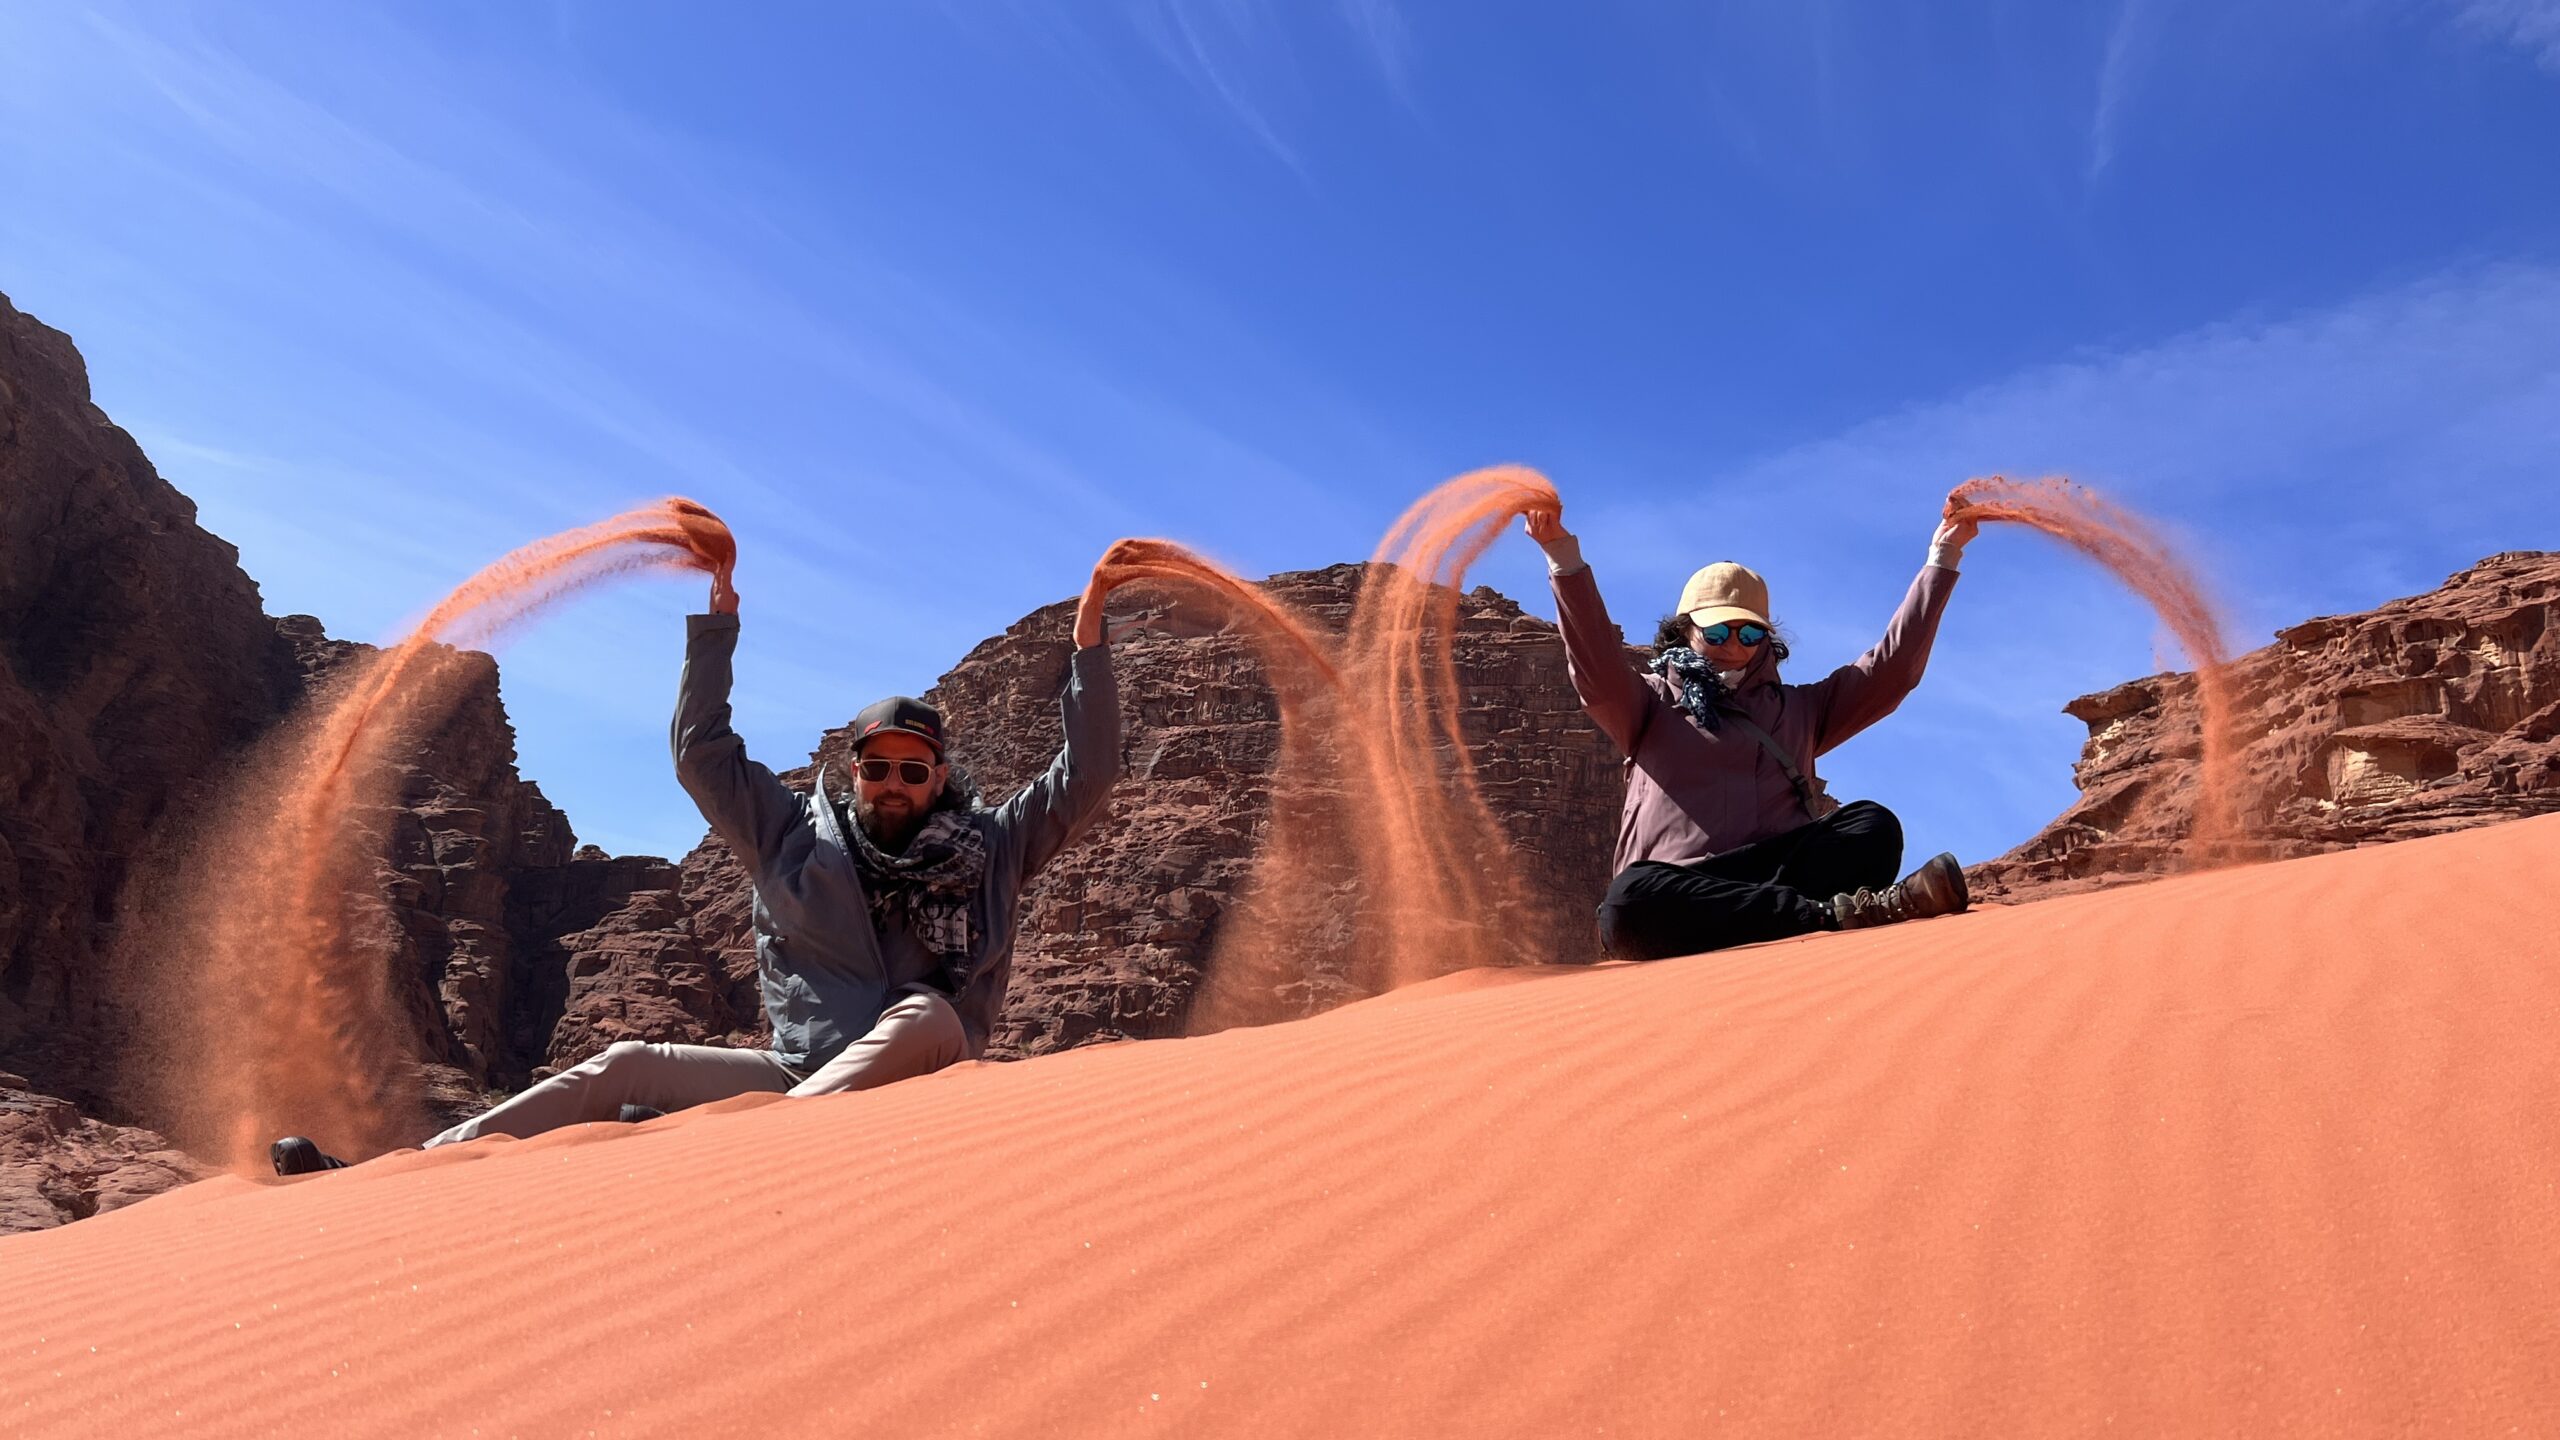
top-left (840, 798), bottom-right (988, 981)
top-left (1650, 646), bottom-right (1735, 732)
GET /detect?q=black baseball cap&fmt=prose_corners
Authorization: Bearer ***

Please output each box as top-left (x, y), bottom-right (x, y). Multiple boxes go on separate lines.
top-left (849, 696), bottom-right (945, 757)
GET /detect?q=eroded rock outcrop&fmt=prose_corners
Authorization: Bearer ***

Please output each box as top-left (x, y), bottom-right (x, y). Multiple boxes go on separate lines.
top-left (0, 293), bottom-right (302, 1101)
top-left (270, 619), bottom-right (591, 1121)
top-left (504, 848), bottom-right (763, 1081)
top-left (1971, 551), bottom-right (2560, 899)
top-left (0, 1072), bottom-right (204, 1233)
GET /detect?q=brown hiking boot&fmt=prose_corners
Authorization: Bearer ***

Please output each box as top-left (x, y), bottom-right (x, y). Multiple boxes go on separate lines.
top-left (1831, 852), bottom-right (1970, 930)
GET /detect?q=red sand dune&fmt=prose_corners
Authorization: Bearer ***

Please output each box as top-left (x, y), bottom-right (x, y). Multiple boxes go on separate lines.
top-left (7, 816), bottom-right (2558, 1437)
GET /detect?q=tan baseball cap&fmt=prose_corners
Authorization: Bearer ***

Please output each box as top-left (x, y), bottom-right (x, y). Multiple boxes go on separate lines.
top-left (1677, 561), bottom-right (1770, 630)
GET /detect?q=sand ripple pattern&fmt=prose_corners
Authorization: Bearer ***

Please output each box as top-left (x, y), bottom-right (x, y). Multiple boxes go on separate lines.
top-left (6, 815), bottom-right (2556, 1436)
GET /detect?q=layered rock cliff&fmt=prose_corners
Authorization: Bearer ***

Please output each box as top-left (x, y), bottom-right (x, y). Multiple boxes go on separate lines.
top-left (1969, 550), bottom-right (2560, 899)
top-left (0, 1071), bottom-right (204, 1232)
top-left (0, 293), bottom-right (303, 1103)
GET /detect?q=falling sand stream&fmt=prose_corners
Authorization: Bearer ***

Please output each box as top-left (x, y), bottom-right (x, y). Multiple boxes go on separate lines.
top-left (157, 470), bottom-right (2239, 1170)
top-left (1088, 466), bottom-right (1567, 1031)
top-left (1944, 475), bottom-right (2244, 855)
top-left (154, 500), bottom-right (735, 1169)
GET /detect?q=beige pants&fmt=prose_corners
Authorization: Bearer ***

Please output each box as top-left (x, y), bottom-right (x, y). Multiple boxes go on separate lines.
top-left (425, 990), bottom-right (968, 1148)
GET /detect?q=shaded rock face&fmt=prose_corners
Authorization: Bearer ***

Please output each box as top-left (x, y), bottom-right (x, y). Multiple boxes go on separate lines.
top-left (504, 849), bottom-right (763, 1084)
top-left (1971, 551), bottom-right (2560, 900)
top-left (269, 619), bottom-right (587, 1123)
top-left (0, 1071), bottom-right (205, 1233)
top-left (0, 294), bottom-right (301, 1111)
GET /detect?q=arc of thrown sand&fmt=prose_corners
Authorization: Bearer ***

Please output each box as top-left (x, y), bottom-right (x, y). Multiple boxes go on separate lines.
top-left (217, 499), bottom-right (734, 1167)
top-left (1090, 467), bottom-right (1565, 1006)
top-left (1088, 538), bottom-right (1347, 694)
top-left (1353, 465), bottom-right (1565, 941)
top-left (1943, 476), bottom-right (2243, 858)
top-left (305, 499), bottom-right (733, 784)
top-left (1086, 537), bottom-right (1392, 1019)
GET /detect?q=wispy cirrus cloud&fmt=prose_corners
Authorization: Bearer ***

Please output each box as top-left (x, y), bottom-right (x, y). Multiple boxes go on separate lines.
top-left (1119, 0), bottom-right (1416, 169)
top-left (2448, 0), bottom-right (2560, 70)
top-left (1129, 0), bottom-right (1304, 170)
top-left (1337, 0), bottom-right (1416, 102)
top-left (2087, 0), bottom-right (2163, 183)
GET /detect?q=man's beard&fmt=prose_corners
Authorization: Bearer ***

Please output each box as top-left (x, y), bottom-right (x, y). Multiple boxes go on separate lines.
top-left (855, 793), bottom-right (928, 851)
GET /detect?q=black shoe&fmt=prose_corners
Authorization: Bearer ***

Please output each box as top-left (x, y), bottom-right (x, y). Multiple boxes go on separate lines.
top-left (1832, 852), bottom-right (1972, 930)
top-left (271, 1137), bottom-right (349, 1176)
top-left (617, 1104), bottom-right (666, 1124)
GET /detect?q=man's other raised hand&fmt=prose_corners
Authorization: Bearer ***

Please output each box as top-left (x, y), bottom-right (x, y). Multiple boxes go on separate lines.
top-left (1074, 570), bottom-right (1110, 649)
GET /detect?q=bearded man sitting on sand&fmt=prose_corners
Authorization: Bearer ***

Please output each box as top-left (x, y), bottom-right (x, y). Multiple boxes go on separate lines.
top-left (273, 557), bottom-right (1121, 1174)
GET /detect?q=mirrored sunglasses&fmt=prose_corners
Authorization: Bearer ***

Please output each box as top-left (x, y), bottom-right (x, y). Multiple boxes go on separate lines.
top-left (1700, 622), bottom-right (1769, 647)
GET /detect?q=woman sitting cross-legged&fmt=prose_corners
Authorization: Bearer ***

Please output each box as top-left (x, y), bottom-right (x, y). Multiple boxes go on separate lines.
top-left (1523, 501), bottom-right (1977, 961)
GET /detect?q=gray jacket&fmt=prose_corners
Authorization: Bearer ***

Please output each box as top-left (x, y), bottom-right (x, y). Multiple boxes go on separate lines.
top-left (671, 613), bottom-right (1121, 1065)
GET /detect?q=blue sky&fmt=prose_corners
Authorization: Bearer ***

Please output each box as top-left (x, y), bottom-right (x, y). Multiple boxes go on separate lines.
top-left (2, 1), bottom-right (2555, 865)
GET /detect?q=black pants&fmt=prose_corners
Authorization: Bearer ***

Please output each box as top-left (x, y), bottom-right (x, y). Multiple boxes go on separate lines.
top-left (1595, 801), bottom-right (1904, 961)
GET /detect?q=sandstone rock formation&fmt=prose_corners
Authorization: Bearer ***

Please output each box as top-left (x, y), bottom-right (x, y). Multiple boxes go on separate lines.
top-left (505, 848), bottom-right (763, 1082)
top-left (0, 1072), bottom-right (203, 1233)
top-left (1970, 551), bottom-right (2560, 899)
top-left (269, 618), bottom-right (602, 1119)
top-left (0, 292), bottom-right (302, 1111)
top-left (947, 565), bottom-right (1625, 1053)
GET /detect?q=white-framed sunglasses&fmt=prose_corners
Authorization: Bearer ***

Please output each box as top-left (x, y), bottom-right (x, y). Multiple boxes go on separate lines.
top-left (856, 757), bottom-right (938, 786)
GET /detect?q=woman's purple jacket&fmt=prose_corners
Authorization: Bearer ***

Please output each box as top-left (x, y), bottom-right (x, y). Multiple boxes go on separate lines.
top-left (1549, 556), bottom-right (1958, 873)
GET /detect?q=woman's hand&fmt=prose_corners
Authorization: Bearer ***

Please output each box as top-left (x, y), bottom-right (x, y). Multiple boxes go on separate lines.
top-left (1928, 501), bottom-right (1979, 571)
top-left (1523, 505), bottom-right (1588, 576)
top-left (1073, 570), bottom-right (1111, 649)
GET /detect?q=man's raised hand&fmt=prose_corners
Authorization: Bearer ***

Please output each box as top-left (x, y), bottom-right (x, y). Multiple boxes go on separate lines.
top-left (1073, 570), bottom-right (1110, 649)
top-left (709, 565), bottom-right (740, 617)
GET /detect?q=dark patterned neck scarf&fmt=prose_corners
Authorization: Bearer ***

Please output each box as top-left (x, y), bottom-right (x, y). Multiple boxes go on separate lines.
top-left (841, 803), bottom-right (987, 976)
top-left (1650, 646), bottom-right (1734, 732)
